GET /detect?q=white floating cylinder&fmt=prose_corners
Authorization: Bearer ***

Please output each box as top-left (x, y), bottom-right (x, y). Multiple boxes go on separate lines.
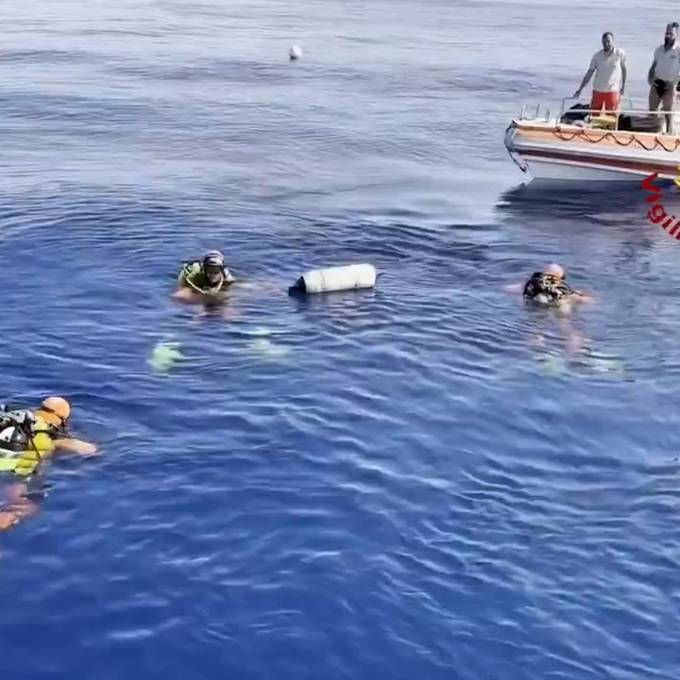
top-left (289, 45), bottom-right (302, 60)
top-left (290, 263), bottom-right (377, 294)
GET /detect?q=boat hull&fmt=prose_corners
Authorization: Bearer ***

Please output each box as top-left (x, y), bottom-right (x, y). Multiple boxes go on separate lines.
top-left (505, 119), bottom-right (680, 182)
top-left (523, 154), bottom-right (669, 181)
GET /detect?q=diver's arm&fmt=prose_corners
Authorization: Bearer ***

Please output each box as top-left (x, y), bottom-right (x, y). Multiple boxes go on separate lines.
top-left (52, 438), bottom-right (98, 455)
top-left (572, 289), bottom-right (593, 302)
top-left (0, 500), bottom-right (28, 530)
top-left (172, 288), bottom-right (227, 304)
top-left (173, 270), bottom-right (229, 302)
top-left (172, 270), bottom-right (197, 300)
top-left (0, 483), bottom-right (38, 531)
top-left (172, 265), bottom-right (206, 301)
top-left (0, 511), bottom-right (19, 530)
top-left (648, 60), bottom-right (656, 86)
top-left (503, 283), bottom-right (523, 293)
top-left (172, 287), bottom-right (201, 302)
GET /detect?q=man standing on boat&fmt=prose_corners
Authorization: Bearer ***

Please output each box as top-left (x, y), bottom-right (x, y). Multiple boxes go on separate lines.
top-left (573, 32), bottom-right (627, 112)
top-left (648, 22), bottom-right (680, 134)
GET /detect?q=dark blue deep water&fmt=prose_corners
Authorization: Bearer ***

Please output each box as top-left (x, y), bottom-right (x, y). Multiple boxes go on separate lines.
top-left (1, 1), bottom-right (680, 678)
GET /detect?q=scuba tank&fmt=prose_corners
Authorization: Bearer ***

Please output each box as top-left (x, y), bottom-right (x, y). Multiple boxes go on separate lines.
top-left (0, 408), bottom-right (40, 473)
top-left (523, 272), bottom-right (573, 304)
top-left (0, 425), bottom-right (29, 452)
top-left (0, 407), bottom-right (36, 432)
top-left (289, 264), bottom-right (377, 295)
top-left (0, 423), bottom-right (33, 473)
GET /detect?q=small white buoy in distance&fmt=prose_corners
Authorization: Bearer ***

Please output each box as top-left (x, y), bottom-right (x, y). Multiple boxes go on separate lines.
top-left (289, 45), bottom-right (302, 61)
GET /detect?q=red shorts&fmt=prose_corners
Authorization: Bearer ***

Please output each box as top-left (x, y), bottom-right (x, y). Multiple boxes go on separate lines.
top-left (591, 91), bottom-right (620, 112)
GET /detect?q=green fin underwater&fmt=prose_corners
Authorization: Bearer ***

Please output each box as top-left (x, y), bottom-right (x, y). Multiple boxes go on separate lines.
top-left (148, 340), bottom-right (184, 373)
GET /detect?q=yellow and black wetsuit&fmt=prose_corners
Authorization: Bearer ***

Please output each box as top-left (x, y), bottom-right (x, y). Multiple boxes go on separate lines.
top-left (523, 272), bottom-right (574, 305)
top-left (178, 261), bottom-right (233, 295)
top-left (0, 417), bottom-right (56, 477)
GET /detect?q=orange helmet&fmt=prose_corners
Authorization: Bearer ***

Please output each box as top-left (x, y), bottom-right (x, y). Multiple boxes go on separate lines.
top-left (36, 396), bottom-right (71, 429)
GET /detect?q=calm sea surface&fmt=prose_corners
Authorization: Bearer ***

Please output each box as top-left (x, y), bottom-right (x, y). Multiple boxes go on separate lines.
top-left (1, 1), bottom-right (679, 679)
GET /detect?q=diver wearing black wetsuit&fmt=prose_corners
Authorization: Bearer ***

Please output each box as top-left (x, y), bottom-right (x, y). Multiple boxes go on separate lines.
top-left (522, 272), bottom-right (575, 304)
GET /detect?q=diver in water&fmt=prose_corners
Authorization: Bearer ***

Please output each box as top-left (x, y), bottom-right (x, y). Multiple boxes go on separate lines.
top-left (502, 264), bottom-right (592, 362)
top-left (171, 249), bottom-right (280, 321)
top-left (523, 264), bottom-right (577, 304)
top-left (506, 264), bottom-right (592, 306)
top-left (0, 397), bottom-right (97, 531)
top-left (172, 250), bottom-right (236, 303)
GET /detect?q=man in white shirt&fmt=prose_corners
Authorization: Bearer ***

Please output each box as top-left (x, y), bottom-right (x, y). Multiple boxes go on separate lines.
top-left (574, 32), bottom-right (627, 112)
top-left (648, 22), bottom-right (680, 133)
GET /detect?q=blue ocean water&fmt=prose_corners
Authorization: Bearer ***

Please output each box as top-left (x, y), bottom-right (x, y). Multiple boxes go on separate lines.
top-left (1, 1), bottom-right (680, 678)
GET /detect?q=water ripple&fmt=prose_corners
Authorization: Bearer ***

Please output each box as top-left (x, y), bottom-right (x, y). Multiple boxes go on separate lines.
top-left (1, 1), bottom-right (680, 679)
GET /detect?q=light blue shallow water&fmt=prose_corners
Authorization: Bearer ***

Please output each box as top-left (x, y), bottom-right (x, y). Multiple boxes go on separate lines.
top-left (1, 1), bottom-right (680, 679)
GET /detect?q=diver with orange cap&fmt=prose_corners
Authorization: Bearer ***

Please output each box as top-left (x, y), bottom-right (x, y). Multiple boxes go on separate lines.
top-left (0, 396), bottom-right (97, 531)
top-left (172, 250), bottom-right (236, 303)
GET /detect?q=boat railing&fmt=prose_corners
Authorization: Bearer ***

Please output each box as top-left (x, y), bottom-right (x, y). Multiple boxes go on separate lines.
top-left (517, 96), bottom-right (680, 133)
